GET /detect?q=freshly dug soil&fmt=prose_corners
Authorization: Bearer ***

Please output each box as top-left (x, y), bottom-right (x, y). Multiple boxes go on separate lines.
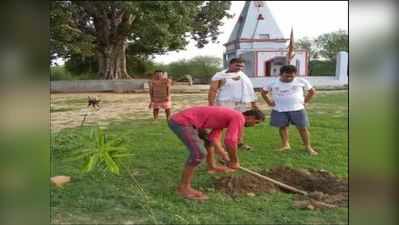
top-left (214, 172), bottom-right (279, 197)
top-left (214, 166), bottom-right (348, 209)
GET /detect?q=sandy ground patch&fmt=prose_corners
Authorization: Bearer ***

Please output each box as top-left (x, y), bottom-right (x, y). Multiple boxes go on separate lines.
top-left (50, 90), bottom-right (347, 132)
top-left (50, 93), bottom-right (213, 132)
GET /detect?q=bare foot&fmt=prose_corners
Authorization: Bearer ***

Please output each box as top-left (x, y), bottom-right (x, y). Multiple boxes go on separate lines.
top-left (276, 145), bottom-right (291, 152)
top-left (176, 188), bottom-right (208, 201)
top-left (227, 162), bottom-right (240, 171)
top-left (177, 186), bottom-right (204, 197)
top-left (306, 146), bottom-right (319, 155)
top-left (208, 165), bottom-right (235, 174)
top-left (187, 187), bottom-right (208, 198)
top-left (220, 154), bottom-right (230, 163)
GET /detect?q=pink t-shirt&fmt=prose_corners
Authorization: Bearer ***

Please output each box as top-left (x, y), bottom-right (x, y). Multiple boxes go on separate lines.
top-left (171, 106), bottom-right (245, 149)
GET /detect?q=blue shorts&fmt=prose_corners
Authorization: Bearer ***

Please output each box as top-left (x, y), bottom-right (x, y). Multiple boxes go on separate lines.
top-left (168, 120), bottom-right (207, 167)
top-left (270, 109), bottom-right (309, 128)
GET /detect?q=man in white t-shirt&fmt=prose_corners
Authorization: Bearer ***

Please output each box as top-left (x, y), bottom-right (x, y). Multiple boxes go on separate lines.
top-left (261, 65), bottom-right (318, 155)
top-left (208, 58), bottom-right (258, 150)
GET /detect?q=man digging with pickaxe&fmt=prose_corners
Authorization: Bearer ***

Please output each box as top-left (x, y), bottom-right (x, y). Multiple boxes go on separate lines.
top-left (168, 106), bottom-right (265, 201)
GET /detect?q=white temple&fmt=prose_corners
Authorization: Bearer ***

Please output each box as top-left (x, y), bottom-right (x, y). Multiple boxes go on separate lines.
top-left (224, 1), bottom-right (308, 77)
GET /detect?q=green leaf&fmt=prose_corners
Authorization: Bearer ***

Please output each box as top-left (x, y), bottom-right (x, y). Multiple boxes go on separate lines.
top-left (81, 157), bottom-right (92, 173)
top-left (69, 148), bottom-right (97, 155)
top-left (98, 128), bottom-right (105, 147)
top-left (105, 138), bottom-right (123, 147)
top-left (111, 153), bottom-right (135, 158)
top-left (86, 155), bottom-right (99, 172)
top-left (64, 152), bottom-right (94, 162)
top-left (103, 152), bottom-right (120, 175)
top-left (105, 147), bottom-right (128, 153)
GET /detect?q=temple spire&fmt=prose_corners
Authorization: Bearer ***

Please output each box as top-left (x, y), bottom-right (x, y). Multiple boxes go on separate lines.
top-left (227, 1), bottom-right (285, 44)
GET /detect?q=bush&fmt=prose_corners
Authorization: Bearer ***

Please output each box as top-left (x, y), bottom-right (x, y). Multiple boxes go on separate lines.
top-left (126, 56), bottom-right (165, 78)
top-left (64, 54), bottom-right (98, 75)
top-left (309, 60), bottom-right (336, 76)
top-left (51, 55), bottom-right (222, 81)
top-left (50, 65), bottom-right (74, 80)
top-left (51, 65), bottom-right (99, 80)
top-left (165, 56), bottom-right (222, 82)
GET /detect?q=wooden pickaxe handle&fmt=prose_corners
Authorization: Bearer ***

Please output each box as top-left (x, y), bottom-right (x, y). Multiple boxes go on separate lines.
top-left (217, 159), bottom-right (308, 195)
top-left (238, 166), bottom-right (308, 196)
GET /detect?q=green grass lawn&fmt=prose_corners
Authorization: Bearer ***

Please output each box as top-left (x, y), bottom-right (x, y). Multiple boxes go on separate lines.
top-left (51, 91), bottom-right (348, 224)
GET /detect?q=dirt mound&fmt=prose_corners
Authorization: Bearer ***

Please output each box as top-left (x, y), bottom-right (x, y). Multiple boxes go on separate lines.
top-left (263, 166), bottom-right (347, 195)
top-left (214, 173), bottom-right (279, 197)
top-left (214, 166), bottom-right (348, 210)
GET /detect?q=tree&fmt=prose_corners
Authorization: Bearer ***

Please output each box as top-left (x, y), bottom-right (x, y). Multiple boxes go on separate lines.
top-left (188, 56), bottom-right (222, 78)
top-left (295, 37), bottom-right (319, 60)
top-left (166, 56), bottom-right (222, 81)
top-left (50, 2), bottom-right (96, 64)
top-left (126, 56), bottom-right (158, 78)
top-left (315, 29), bottom-right (348, 63)
top-left (50, 1), bottom-right (232, 79)
top-left (64, 54), bottom-right (98, 76)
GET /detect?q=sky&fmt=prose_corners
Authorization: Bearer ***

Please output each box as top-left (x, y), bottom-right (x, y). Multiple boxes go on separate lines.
top-left (153, 1), bottom-right (348, 64)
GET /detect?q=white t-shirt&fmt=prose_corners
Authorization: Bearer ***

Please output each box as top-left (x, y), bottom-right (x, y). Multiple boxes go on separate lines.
top-left (263, 77), bottom-right (313, 112)
top-left (211, 70), bottom-right (256, 103)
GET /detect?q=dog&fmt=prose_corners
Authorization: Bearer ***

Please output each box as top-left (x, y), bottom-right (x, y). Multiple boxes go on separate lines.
top-left (88, 96), bottom-right (101, 109)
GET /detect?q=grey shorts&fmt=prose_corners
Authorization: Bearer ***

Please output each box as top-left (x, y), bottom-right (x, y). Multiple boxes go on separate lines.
top-left (270, 109), bottom-right (309, 128)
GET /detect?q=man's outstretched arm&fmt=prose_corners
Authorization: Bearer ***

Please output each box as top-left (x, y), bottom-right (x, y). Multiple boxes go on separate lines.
top-left (208, 80), bottom-right (219, 106)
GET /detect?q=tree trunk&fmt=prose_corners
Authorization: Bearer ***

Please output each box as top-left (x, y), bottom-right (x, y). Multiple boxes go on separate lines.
top-left (97, 40), bottom-right (132, 80)
top-left (76, 2), bottom-right (136, 79)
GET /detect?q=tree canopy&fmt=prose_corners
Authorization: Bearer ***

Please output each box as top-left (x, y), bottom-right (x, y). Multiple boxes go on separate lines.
top-left (50, 1), bottom-right (232, 79)
top-left (295, 30), bottom-right (348, 62)
top-left (316, 29), bottom-right (348, 62)
top-left (166, 56), bottom-right (222, 81)
top-left (295, 37), bottom-right (319, 59)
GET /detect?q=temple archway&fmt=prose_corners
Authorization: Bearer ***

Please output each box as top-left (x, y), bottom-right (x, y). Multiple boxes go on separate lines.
top-left (264, 56), bottom-right (287, 76)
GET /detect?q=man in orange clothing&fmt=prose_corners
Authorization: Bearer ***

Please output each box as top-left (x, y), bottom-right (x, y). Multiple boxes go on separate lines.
top-left (148, 70), bottom-right (172, 120)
